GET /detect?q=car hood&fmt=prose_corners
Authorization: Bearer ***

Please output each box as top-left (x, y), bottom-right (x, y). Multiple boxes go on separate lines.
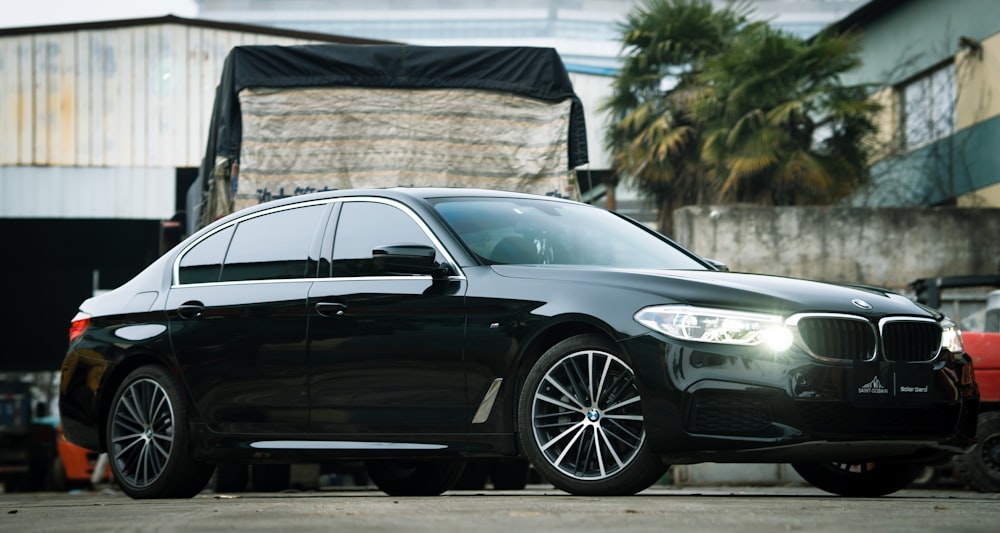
top-left (490, 265), bottom-right (932, 319)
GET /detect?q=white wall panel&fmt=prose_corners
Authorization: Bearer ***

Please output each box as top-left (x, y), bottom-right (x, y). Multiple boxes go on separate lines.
top-left (0, 166), bottom-right (175, 219)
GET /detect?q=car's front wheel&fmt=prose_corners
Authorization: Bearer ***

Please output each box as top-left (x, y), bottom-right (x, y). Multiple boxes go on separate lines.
top-left (792, 461), bottom-right (923, 496)
top-left (106, 365), bottom-right (214, 499)
top-left (517, 334), bottom-right (667, 496)
top-left (365, 459), bottom-right (465, 496)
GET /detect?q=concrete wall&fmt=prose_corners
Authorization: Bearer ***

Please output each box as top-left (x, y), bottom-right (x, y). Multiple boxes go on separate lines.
top-left (673, 206), bottom-right (1000, 290)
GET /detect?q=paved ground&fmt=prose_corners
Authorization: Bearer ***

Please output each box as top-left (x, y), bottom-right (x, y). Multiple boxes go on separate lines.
top-left (1, 484), bottom-right (998, 532)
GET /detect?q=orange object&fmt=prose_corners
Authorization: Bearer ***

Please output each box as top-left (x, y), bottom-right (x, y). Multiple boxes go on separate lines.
top-left (962, 332), bottom-right (1000, 402)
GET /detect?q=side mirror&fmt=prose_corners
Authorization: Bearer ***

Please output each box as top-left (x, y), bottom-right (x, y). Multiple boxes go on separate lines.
top-left (372, 244), bottom-right (446, 276)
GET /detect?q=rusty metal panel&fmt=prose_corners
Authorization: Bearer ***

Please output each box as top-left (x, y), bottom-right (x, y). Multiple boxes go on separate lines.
top-left (0, 38), bottom-right (32, 163)
top-left (1, 21), bottom-right (612, 171)
top-left (0, 23), bottom-right (323, 168)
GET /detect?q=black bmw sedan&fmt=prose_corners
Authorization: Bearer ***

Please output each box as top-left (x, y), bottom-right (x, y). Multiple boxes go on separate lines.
top-left (59, 188), bottom-right (979, 499)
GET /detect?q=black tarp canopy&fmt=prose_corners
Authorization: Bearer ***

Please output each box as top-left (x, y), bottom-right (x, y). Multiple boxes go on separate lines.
top-left (193, 44), bottom-right (590, 227)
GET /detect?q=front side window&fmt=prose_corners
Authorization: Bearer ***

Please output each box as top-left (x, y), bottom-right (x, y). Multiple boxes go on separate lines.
top-left (220, 205), bottom-right (327, 282)
top-left (330, 201), bottom-right (438, 277)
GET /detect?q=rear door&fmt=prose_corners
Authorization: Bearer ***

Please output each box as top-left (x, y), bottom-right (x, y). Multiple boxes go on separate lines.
top-left (166, 202), bottom-right (330, 434)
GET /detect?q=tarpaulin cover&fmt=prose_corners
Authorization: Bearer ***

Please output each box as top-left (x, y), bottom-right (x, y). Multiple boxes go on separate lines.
top-left (197, 44), bottom-right (589, 218)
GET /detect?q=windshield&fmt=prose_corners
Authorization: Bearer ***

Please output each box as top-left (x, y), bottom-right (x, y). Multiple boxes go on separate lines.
top-left (431, 197), bottom-right (707, 270)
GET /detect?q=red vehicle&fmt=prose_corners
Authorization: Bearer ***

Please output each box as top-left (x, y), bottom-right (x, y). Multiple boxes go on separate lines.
top-left (912, 279), bottom-right (1000, 492)
top-left (953, 306), bottom-right (1000, 492)
top-left (51, 425), bottom-right (111, 491)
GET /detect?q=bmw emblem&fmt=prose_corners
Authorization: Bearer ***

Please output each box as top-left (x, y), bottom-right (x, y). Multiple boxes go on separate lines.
top-left (587, 409), bottom-right (601, 422)
top-left (851, 299), bottom-right (873, 310)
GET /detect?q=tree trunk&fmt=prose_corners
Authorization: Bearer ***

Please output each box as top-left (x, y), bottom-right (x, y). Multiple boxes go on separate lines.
top-left (606, 181), bottom-right (617, 211)
top-left (657, 196), bottom-right (676, 237)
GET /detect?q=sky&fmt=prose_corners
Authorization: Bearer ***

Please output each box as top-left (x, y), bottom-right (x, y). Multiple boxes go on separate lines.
top-left (0, 0), bottom-right (197, 28)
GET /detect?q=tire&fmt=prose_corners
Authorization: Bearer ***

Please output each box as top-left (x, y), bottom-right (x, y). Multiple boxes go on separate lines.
top-left (954, 411), bottom-right (1000, 493)
top-left (106, 365), bottom-right (214, 499)
top-left (517, 334), bottom-right (668, 496)
top-left (489, 459), bottom-right (530, 490)
top-left (251, 464), bottom-right (291, 493)
top-left (365, 459), bottom-right (465, 496)
top-left (214, 464), bottom-right (249, 493)
top-left (792, 461), bottom-right (923, 497)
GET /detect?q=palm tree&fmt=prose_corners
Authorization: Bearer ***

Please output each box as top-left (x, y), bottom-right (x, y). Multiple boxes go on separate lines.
top-left (694, 27), bottom-right (880, 205)
top-left (604, 0), bottom-right (749, 234)
top-left (606, 0), bottom-right (879, 234)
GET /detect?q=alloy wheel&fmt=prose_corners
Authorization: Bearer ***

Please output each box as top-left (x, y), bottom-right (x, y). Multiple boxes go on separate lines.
top-left (530, 349), bottom-right (645, 480)
top-left (109, 377), bottom-right (176, 489)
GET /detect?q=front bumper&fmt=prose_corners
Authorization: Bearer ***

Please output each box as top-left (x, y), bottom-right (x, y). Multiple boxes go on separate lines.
top-left (623, 334), bottom-right (980, 463)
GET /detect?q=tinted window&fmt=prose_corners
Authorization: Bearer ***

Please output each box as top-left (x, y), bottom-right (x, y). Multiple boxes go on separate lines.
top-left (330, 202), bottom-right (437, 277)
top-left (178, 226), bottom-right (235, 284)
top-left (220, 205), bottom-right (326, 282)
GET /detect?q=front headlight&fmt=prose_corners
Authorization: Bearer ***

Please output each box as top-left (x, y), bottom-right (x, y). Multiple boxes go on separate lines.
top-left (941, 319), bottom-right (964, 353)
top-left (634, 305), bottom-right (793, 351)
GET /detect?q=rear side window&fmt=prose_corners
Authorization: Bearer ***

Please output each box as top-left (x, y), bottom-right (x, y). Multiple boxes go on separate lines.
top-left (221, 205), bottom-right (327, 282)
top-left (178, 226), bottom-right (235, 284)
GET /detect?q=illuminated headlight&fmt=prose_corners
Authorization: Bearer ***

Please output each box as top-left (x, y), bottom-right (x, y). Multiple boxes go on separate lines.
top-left (941, 319), bottom-right (964, 353)
top-left (634, 305), bottom-right (793, 351)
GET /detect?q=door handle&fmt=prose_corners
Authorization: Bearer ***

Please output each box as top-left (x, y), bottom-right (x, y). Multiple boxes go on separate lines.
top-left (176, 301), bottom-right (205, 320)
top-left (315, 302), bottom-right (347, 317)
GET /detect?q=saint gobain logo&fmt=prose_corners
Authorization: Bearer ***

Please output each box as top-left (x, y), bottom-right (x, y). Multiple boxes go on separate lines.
top-left (858, 376), bottom-right (889, 394)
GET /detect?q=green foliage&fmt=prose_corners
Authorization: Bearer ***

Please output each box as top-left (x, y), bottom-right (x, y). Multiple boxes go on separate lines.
top-left (606, 0), bottom-right (880, 227)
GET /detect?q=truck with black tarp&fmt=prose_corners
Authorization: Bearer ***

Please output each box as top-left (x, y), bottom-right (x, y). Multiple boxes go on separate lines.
top-left (188, 44), bottom-right (589, 232)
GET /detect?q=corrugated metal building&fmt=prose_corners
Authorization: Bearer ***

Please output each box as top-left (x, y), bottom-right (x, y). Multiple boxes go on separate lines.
top-left (0, 15), bottom-right (616, 371)
top-left (0, 16), bottom-right (392, 371)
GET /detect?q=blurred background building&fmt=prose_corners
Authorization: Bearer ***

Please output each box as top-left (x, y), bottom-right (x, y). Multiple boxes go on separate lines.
top-left (194, 0), bottom-right (867, 72)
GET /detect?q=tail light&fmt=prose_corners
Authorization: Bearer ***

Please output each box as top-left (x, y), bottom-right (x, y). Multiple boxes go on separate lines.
top-left (69, 312), bottom-right (91, 342)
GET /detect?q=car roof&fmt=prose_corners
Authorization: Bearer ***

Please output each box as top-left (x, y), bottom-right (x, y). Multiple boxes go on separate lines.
top-left (241, 187), bottom-right (574, 212)
top-left (196, 187), bottom-right (580, 236)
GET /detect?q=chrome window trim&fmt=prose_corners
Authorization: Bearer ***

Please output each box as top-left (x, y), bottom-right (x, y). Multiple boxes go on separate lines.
top-left (785, 312), bottom-right (878, 363)
top-left (171, 196), bottom-right (465, 288)
top-left (249, 440), bottom-right (447, 450)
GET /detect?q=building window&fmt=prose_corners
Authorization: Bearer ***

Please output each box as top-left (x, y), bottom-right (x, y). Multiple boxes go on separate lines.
top-left (899, 62), bottom-right (956, 151)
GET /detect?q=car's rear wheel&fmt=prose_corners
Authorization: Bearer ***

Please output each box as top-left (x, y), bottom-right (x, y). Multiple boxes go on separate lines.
top-left (106, 365), bottom-right (214, 499)
top-left (518, 334), bottom-right (667, 496)
top-left (365, 459), bottom-right (465, 496)
top-left (954, 411), bottom-right (1000, 492)
top-left (792, 461), bottom-right (923, 496)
